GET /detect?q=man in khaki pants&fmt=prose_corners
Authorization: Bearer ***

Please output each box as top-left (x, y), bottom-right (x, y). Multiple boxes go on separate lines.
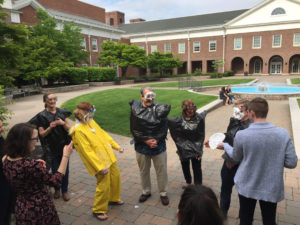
top-left (129, 87), bottom-right (171, 205)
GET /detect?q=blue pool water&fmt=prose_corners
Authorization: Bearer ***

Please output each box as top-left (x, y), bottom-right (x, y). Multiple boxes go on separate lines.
top-left (232, 86), bottom-right (300, 94)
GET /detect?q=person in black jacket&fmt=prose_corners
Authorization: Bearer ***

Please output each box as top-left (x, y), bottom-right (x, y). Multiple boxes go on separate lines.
top-left (168, 99), bottom-right (206, 188)
top-left (206, 99), bottom-right (250, 217)
top-left (130, 87), bottom-right (171, 205)
top-left (0, 120), bottom-right (13, 225)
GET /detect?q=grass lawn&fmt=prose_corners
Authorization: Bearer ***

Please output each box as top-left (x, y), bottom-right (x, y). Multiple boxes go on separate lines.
top-left (61, 88), bottom-right (217, 137)
top-left (134, 78), bottom-right (254, 88)
top-left (298, 98), bottom-right (300, 107)
top-left (291, 78), bottom-right (300, 84)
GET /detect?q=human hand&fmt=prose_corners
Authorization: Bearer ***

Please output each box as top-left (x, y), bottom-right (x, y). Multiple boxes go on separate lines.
top-left (225, 161), bottom-right (233, 169)
top-left (118, 147), bottom-right (124, 153)
top-left (50, 121), bottom-right (57, 128)
top-left (100, 168), bottom-right (109, 175)
top-left (217, 142), bottom-right (224, 150)
top-left (37, 159), bottom-right (46, 168)
top-left (55, 118), bottom-right (66, 126)
top-left (144, 139), bottom-right (158, 148)
top-left (63, 141), bottom-right (73, 158)
top-left (197, 157), bottom-right (201, 161)
top-left (204, 140), bottom-right (209, 148)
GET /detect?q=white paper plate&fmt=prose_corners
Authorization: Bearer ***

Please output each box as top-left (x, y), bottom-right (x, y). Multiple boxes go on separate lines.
top-left (209, 133), bottom-right (225, 149)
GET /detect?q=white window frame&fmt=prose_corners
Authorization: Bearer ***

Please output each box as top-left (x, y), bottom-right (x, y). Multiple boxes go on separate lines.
top-left (138, 45), bottom-right (145, 50)
top-left (272, 34), bottom-right (282, 48)
top-left (93, 64), bottom-right (99, 67)
top-left (234, 37), bottom-right (242, 50)
top-left (91, 38), bottom-right (98, 52)
top-left (81, 37), bottom-right (86, 50)
top-left (293, 33), bottom-right (300, 46)
top-left (209, 40), bottom-right (217, 51)
top-left (193, 41), bottom-right (200, 52)
top-left (252, 36), bottom-right (261, 49)
top-left (151, 45), bottom-right (157, 53)
top-left (81, 64), bottom-right (88, 67)
top-left (178, 42), bottom-right (185, 53)
top-left (164, 43), bottom-right (171, 53)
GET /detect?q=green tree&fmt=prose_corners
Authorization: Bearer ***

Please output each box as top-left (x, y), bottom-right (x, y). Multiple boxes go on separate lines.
top-left (98, 41), bottom-right (147, 77)
top-left (212, 58), bottom-right (224, 73)
top-left (147, 52), bottom-right (182, 77)
top-left (0, 0), bottom-right (28, 87)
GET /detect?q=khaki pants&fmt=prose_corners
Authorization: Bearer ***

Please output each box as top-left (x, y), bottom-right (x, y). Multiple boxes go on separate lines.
top-left (136, 151), bottom-right (168, 196)
top-left (92, 162), bottom-right (121, 214)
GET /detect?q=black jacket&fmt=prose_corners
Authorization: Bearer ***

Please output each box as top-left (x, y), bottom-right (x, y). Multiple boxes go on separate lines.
top-left (168, 112), bottom-right (206, 160)
top-left (129, 100), bottom-right (170, 143)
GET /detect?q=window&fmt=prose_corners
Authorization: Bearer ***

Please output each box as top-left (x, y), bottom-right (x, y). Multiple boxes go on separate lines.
top-left (272, 34), bottom-right (282, 47)
top-left (253, 36), bottom-right (261, 48)
top-left (164, 43), bottom-right (171, 53)
top-left (294, 33), bottom-right (300, 46)
top-left (292, 59), bottom-right (299, 73)
top-left (110, 18), bottom-right (114, 26)
top-left (81, 37), bottom-right (86, 50)
top-left (81, 64), bottom-right (88, 67)
top-left (151, 45), bottom-right (157, 53)
top-left (254, 60), bottom-right (261, 73)
top-left (209, 40), bottom-right (216, 51)
top-left (271, 8), bottom-right (286, 15)
top-left (178, 43), bottom-right (185, 53)
top-left (234, 37), bottom-right (242, 50)
top-left (193, 41), bottom-right (200, 52)
top-left (93, 64), bottom-right (99, 67)
top-left (119, 18), bottom-right (123, 24)
top-left (138, 46), bottom-right (145, 50)
top-left (92, 38), bottom-right (98, 51)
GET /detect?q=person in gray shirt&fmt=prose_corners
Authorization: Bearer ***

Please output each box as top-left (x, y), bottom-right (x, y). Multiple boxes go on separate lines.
top-left (218, 97), bottom-right (298, 225)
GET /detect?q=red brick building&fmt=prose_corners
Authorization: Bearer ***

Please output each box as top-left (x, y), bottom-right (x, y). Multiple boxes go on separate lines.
top-left (3, 0), bottom-right (300, 76)
top-left (119, 0), bottom-right (300, 75)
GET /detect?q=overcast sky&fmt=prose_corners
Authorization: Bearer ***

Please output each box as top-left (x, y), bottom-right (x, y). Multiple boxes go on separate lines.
top-left (80, 0), bottom-right (265, 22)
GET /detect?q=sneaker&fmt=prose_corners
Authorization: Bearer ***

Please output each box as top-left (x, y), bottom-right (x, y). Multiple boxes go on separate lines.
top-left (54, 190), bottom-right (60, 199)
top-left (62, 192), bottom-right (70, 201)
top-left (160, 196), bottom-right (169, 206)
top-left (139, 194), bottom-right (151, 203)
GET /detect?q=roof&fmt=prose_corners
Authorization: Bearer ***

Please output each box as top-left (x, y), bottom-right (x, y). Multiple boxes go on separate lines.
top-left (119, 9), bottom-right (248, 35)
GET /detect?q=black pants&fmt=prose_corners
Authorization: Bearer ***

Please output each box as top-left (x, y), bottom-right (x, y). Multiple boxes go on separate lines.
top-left (220, 161), bottom-right (239, 216)
top-left (239, 194), bottom-right (277, 225)
top-left (180, 157), bottom-right (202, 185)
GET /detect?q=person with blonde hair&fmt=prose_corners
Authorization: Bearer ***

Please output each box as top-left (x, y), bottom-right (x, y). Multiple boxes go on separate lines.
top-left (70, 102), bottom-right (124, 221)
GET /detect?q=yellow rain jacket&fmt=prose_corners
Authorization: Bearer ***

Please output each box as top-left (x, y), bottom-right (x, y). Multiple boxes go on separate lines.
top-left (69, 120), bottom-right (120, 176)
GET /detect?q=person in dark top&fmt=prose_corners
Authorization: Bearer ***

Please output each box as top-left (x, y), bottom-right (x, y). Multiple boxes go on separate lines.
top-left (168, 99), bottom-right (206, 188)
top-left (225, 85), bottom-right (235, 103)
top-left (129, 86), bottom-right (171, 205)
top-left (0, 120), bottom-right (13, 225)
top-left (2, 123), bottom-right (73, 225)
top-left (206, 99), bottom-right (250, 217)
top-left (36, 93), bottom-right (72, 201)
top-left (219, 87), bottom-right (230, 105)
top-left (177, 184), bottom-right (224, 225)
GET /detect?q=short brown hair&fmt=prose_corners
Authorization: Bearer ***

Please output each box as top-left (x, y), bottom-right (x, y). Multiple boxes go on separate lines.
top-left (182, 99), bottom-right (196, 117)
top-left (248, 97), bottom-right (268, 118)
top-left (4, 123), bottom-right (36, 158)
top-left (73, 102), bottom-right (94, 122)
top-left (43, 93), bottom-right (56, 108)
top-left (235, 99), bottom-right (250, 111)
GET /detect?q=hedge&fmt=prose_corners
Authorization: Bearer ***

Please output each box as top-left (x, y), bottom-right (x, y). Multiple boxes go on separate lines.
top-left (61, 67), bottom-right (88, 84)
top-left (87, 67), bottom-right (116, 82)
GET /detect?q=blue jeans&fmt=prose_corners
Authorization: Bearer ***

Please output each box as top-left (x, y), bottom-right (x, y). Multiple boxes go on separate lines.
top-left (220, 161), bottom-right (239, 216)
top-left (51, 156), bottom-right (69, 193)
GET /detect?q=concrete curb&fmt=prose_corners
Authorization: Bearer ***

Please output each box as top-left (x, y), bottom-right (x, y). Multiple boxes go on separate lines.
top-left (289, 97), bottom-right (300, 158)
top-left (196, 99), bottom-right (224, 113)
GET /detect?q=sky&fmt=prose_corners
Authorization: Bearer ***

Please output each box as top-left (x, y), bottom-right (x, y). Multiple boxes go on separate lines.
top-left (80, 0), bottom-right (265, 23)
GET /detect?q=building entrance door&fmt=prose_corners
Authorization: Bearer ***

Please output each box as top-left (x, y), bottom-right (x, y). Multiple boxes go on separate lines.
top-left (270, 57), bottom-right (282, 74)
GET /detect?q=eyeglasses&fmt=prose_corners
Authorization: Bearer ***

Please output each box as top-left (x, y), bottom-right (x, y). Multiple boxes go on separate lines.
top-left (31, 137), bottom-right (39, 141)
top-left (47, 97), bottom-right (57, 102)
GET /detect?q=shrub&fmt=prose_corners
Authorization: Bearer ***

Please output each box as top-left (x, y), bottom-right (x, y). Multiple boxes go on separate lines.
top-left (61, 67), bottom-right (88, 84)
top-left (223, 70), bottom-right (234, 77)
top-left (193, 68), bottom-right (202, 76)
top-left (209, 73), bottom-right (223, 79)
top-left (87, 67), bottom-right (116, 82)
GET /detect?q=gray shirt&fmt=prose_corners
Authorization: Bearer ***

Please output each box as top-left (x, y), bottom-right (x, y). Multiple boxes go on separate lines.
top-left (224, 122), bottom-right (298, 203)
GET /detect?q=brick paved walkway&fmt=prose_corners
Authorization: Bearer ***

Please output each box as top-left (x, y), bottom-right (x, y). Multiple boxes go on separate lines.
top-left (5, 76), bottom-right (300, 225)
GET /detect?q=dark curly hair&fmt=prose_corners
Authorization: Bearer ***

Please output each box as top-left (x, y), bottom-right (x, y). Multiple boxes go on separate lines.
top-left (4, 123), bottom-right (36, 158)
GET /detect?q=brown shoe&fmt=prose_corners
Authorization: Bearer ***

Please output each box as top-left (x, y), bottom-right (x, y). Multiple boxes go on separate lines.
top-left (62, 192), bottom-right (70, 201)
top-left (139, 194), bottom-right (151, 203)
top-left (54, 190), bottom-right (60, 199)
top-left (160, 196), bottom-right (169, 206)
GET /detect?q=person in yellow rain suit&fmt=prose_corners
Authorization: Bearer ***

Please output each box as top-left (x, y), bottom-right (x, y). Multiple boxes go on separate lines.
top-left (69, 102), bottom-right (124, 221)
